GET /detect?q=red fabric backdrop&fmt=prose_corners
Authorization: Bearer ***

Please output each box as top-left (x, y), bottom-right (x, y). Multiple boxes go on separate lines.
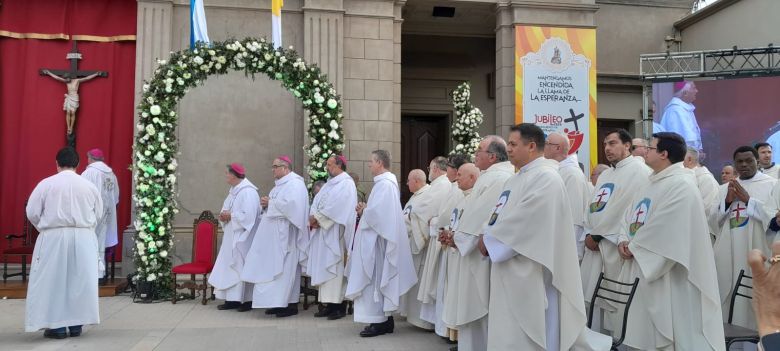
top-left (0, 1), bottom-right (136, 262)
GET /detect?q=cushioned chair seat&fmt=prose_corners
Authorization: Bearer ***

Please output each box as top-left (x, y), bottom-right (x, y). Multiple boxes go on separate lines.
top-left (172, 262), bottom-right (213, 274)
top-left (3, 246), bottom-right (34, 255)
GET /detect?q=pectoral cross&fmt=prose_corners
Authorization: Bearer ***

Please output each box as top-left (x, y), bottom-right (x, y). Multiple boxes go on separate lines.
top-left (39, 41), bottom-right (108, 147)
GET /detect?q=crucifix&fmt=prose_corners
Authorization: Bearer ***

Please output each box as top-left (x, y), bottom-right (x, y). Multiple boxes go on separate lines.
top-left (565, 108), bottom-right (585, 131)
top-left (39, 41), bottom-right (108, 147)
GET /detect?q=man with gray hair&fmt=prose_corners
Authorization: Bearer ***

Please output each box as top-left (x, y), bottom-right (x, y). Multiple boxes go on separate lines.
top-left (81, 148), bottom-right (119, 280)
top-left (444, 135), bottom-right (515, 350)
top-left (631, 138), bottom-right (650, 160)
top-left (346, 150), bottom-right (417, 337)
top-left (661, 81), bottom-right (702, 151)
top-left (545, 132), bottom-right (591, 261)
top-left (684, 146), bottom-right (719, 217)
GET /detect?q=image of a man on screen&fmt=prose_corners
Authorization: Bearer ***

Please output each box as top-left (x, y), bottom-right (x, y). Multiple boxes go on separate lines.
top-left (755, 142), bottom-right (780, 178)
top-left (660, 81), bottom-right (702, 152)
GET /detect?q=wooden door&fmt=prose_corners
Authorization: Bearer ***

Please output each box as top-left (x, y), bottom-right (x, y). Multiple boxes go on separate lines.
top-left (596, 119), bottom-right (632, 165)
top-left (401, 115), bottom-right (449, 203)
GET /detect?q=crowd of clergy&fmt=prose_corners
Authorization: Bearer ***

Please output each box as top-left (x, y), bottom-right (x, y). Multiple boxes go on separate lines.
top-left (23, 122), bottom-right (780, 350)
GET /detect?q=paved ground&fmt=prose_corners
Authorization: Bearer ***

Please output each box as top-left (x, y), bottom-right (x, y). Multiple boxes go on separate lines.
top-left (0, 295), bottom-right (451, 351)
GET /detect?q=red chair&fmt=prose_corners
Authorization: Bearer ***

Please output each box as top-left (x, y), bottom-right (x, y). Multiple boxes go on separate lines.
top-left (3, 205), bottom-right (39, 283)
top-left (171, 210), bottom-right (218, 305)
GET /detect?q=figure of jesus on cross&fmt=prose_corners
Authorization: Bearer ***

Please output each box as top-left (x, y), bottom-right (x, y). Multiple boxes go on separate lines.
top-left (40, 41), bottom-right (107, 147)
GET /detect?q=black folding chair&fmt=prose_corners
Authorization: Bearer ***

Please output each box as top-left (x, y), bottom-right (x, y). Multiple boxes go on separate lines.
top-left (723, 269), bottom-right (760, 349)
top-left (587, 272), bottom-right (640, 351)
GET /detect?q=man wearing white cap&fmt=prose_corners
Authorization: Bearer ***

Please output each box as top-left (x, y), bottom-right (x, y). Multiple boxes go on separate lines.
top-left (209, 163), bottom-right (262, 312)
top-left (81, 148), bottom-right (119, 280)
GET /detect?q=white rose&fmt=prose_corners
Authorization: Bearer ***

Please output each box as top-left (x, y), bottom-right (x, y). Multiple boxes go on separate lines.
top-left (329, 120), bottom-right (339, 129)
top-left (328, 130), bottom-right (340, 140)
top-left (136, 242), bottom-right (145, 250)
top-left (150, 105), bottom-right (161, 116)
top-left (160, 251), bottom-right (168, 258)
top-left (146, 273), bottom-right (157, 281)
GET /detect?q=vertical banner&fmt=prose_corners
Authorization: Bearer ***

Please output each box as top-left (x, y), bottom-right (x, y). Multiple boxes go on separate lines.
top-left (515, 25), bottom-right (597, 172)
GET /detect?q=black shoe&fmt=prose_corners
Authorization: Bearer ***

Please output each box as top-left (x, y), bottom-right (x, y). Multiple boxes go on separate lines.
top-left (314, 304), bottom-right (333, 317)
top-left (236, 301), bottom-right (253, 312)
top-left (68, 325), bottom-right (82, 337)
top-left (44, 328), bottom-right (67, 339)
top-left (359, 323), bottom-right (389, 337)
top-left (217, 301), bottom-right (241, 310)
top-left (275, 304), bottom-right (299, 318)
top-left (264, 307), bottom-right (283, 315)
top-left (327, 308), bottom-right (346, 320)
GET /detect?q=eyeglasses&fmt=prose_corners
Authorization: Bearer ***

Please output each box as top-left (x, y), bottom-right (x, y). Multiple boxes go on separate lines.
top-left (546, 143), bottom-right (560, 148)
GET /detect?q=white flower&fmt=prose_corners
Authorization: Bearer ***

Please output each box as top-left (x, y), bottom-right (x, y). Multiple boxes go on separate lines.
top-left (136, 242), bottom-right (145, 250)
top-left (160, 251), bottom-right (168, 258)
top-left (183, 72), bottom-right (191, 79)
top-left (215, 63), bottom-right (222, 70)
top-left (150, 105), bottom-right (162, 116)
top-left (327, 99), bottom-right (338, 109)
top-left (328, 130), bottom-right (340, 140)
top-left (311, 145), bottom-right (321, 154)
top-left (142, 84), bottom-right (150, 92)
top-left (456, 144), bottom-right (464, 150)
top-left (329, 120), bottom-right (339, 129)
top-left (279, 56), bottom-right (287, 64)
top-left (313, 80), bottom-right (320, 86)
top-left (146, 273), bottom-right (157, 281)
top-left (318, 128), bottom-right (326, 134)
top-left (314, 95), bottom-right (325, 104)
top-left (165, 86), bottom-right (172, 93)
top-left (141, 256), bottom-right (148, 262)
top-left (208, 50), bottom-right (216, 56)
top-left (148, 241), bottom-right (157, 249)
top-left (217, 56), bottom-right (227, 64)
top-left (146, 97), bottom-right (154, 104)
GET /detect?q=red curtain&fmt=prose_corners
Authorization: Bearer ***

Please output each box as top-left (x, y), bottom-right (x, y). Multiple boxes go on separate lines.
top-left (0, 1), bottom-right (136, 261)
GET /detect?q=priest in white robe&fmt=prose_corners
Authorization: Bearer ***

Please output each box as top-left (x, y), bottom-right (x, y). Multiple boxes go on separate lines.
top-left (307, 155), bottom-right (357, 320)
top-left (580, 129), bottom-right (651, 337)
top-left (451, 136), bottom-right (515, 351)
top-left (242, 156), bottom-right (309, 317)
top-left (684, 147), bottom-right (720, 218)
top-left (417, 156), bottom-right (458, 338)
top-left (617, 132), bottom-right (725, 350)
top-left (756, 142), bottom-right (780, 179)
top-left (709, 146), bottom-right (777, 329)
top-left (482, 124), bottom-right (610, 351)
top-left (80, 148), bottom-right (120, 279)
top-left (346, 150), bottom-right (417, 337)
top-left (25, 147), bottom-right (102, 338)
top-left (440, 163), bottom-right (479, 342)
top-left (209, 163), bottom-right (261, 312)
top-left (400, 168), bottom-right (449, 330)
top-left (544, 132), bottom-right (591, 260)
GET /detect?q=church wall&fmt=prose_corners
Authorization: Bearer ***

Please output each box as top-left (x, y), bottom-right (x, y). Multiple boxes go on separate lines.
top-left (677, 0), bottom-right (778, 52)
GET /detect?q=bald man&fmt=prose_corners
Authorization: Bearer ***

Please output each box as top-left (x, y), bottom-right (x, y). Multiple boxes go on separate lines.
top-left (590, 164), bottom-right (609, 187)
top-left (545, 132), bottom-right (592, 260)
top-left (631, 138), bottom-right (650, 160)
top-left (721, 165), bottom-right (736, 185)
top-left (401, 168), bottom-right (448, 330)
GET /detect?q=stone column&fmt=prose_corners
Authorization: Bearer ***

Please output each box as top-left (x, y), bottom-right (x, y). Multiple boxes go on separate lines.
top-left (494, 1), bottom-right (515, 136)
top-left (303, 0), bottom-right (345, 91)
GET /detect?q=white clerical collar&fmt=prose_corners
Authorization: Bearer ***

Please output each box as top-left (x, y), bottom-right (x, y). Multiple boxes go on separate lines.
top-left (374, 171), bottom-right (396, 183)
top-left (87, 161), bottom-right (112, 173)
top-left (461, 188), bottom-right (473, 196)
top-left (670, 97), bottom-right (695, 112)
top-left (614, 155), bottom-right (637, 169)
top-left (486, 161), bottom-right (513, 172)
top-left (559, 154), bottom-right (579, 169)
top-left (738, 171), bottom-right (772, 184)
top-left (649, 162), bottom-right (684, 182)
top-left (413, 184), bottom-right (430, 196)
top-left (231, 178), bottom-right (256, 194)
top-left (431, 174), bottom-right (449, 186)
top-left (275, 171), bottom-right (301, 186)
top-left (518, 156), bottom-right (547, 174)
top-left (329, 171), bottom-right (350, 184)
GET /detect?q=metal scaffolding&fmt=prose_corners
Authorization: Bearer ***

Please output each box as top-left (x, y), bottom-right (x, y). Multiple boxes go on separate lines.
top-left (637, 45), bottom-right (780, 138)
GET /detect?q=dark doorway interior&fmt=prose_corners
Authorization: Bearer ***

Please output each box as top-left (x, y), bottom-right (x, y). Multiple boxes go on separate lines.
top-left (401, 114), bottom-right (449, 203)
top-left (596, 119), bottom-right (633, 165)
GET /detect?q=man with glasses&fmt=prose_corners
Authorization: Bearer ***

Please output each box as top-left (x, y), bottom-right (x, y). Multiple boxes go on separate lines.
top-left (631, 138), bottom-right (650, 161)
top-left (242, 156), bottom-right (309, 317)
top-left (544, 132), bottom-right (591, 261)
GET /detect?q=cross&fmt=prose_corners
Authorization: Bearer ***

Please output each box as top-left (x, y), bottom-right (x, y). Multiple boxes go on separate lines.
top-left (564, 108), bottom-right (585, 131)
top-left (732, 203), bottom-right (747, 222)
top-left (595, 189), bottom-right (609, 204)
top-left (633, 207), bottom-right (645, 225)
top-left (39, 41), bottom-right (108, 147)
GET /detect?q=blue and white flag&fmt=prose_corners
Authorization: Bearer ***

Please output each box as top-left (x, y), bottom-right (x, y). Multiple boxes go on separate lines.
top-left (190, 0), bottom-right (210, 47)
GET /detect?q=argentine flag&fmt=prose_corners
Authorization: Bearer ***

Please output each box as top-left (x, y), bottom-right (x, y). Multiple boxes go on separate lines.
top-left (272, 0), bottom-right (283, 48)
top-left (190, 0), bottom-right (210, 47)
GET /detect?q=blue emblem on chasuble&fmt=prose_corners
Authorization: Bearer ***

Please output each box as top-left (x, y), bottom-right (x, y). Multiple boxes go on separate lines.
top-left (488, 190), bottom-right (510, 226)
top-left (450, 208), bottom-right (462, 229)
top-left (628, 198), bottom-right (651, 237)
top-left (589, 183), bottom-right (614, 213)
top-left (403, 204), bottom-right (412, 219)
top-left (729, 201), bottom-right (749, 229)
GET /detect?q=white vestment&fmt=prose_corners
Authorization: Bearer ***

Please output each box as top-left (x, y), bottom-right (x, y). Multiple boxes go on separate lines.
top-left (580, 156), bottom-right (650, 333)
top-left (661, 97), bottom-right (702, 150)
top-left (558, 155), bottom-right (591, 261)
top-left (452, 161), bottom-right (514, 351)
top-left (709, 172), bottom-right (777, 329)
top-left (692, 166), bottom-right (720, 217)
top-left (621, 163), bottom-right (725, 350)
top-left (306, 172), bottom-right (357, 304)
top-left (759, 163), bottom-right (780, 179)
top-left (242, 172), bottom-right (309, 308)
top-left (401, 177), bottom-right (449, 330)
top-left (417, 175), bottom-right (454, 336)
top-left (345, 172), bottom-right (417, 323)
top-left (441, 189), bottom-right (470, 328)
top-left (483, 158), bottom-right (610, 351)
top-left (81, 161), bottom-right (120, 277)
top-left (25, 170), bottom-right (102, 332)
top-left (208, 178), bottom-right (261, 303)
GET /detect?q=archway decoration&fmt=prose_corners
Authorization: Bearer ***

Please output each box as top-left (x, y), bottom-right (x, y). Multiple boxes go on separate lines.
top-left (133, 38), bottom-right (344, 294)
top-left (450, 82), bottom-right (483, 155)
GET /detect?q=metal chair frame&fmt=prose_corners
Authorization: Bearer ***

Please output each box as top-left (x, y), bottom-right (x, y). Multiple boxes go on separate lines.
top-left (587, 272), bottom-right (640, 351)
